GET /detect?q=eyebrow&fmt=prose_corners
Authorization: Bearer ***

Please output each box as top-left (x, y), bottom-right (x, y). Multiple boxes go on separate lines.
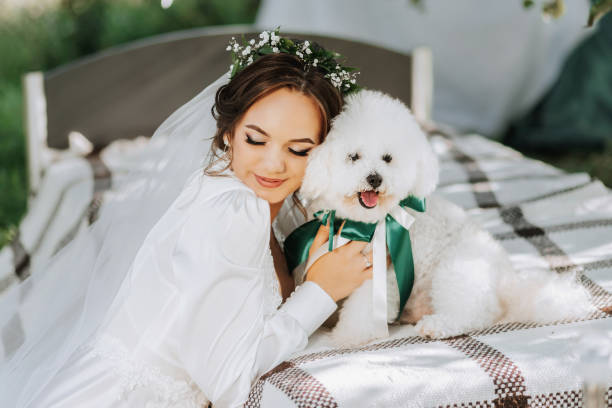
top-left (246, 124), bottom-right (316, 144)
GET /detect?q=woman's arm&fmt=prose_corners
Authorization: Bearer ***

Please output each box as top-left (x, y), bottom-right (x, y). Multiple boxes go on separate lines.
top-left (170, 187), bottom-right (337, 407)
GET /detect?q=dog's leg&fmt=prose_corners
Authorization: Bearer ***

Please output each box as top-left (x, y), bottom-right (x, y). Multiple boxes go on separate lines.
top-left (330, 279), bottom-right (386, 347)
top-left (415, 255), bottom-right (503, 339)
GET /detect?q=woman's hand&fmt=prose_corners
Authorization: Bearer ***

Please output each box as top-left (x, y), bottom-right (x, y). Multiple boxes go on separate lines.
top-left (305, 220), bottom-right (373, 302)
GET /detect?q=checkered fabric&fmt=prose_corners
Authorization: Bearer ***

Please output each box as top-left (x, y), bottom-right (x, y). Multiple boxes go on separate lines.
top-left (245, 129), bottom-right (612, 408)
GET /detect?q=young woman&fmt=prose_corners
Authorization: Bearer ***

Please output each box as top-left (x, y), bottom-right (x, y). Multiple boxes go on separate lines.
top-left (0, 31), bottom-right (373, 407)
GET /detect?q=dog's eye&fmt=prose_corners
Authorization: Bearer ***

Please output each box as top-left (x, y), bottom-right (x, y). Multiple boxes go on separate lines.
top-left (382, 154), bottom-right (392, 163)
top-left (348, 153), bottom-right (360, 162)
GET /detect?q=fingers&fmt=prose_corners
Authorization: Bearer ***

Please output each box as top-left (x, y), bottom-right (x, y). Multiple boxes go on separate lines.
top-left (310, 218), bottom-right (347, 259)
top-left (358, 250), bottom-right (373, 270)
top-left (363, 266), bottom-right (373, 280)
top-left (336, 219), bottom-right (347, 236)
top-left (342, 239), bottom-right (369, 254)
top-left (309, 222), bottom-right (330, 259)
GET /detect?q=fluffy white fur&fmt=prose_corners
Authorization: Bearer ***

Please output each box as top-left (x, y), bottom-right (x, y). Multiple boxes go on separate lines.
top-left (299, 89), bottom-right (594, 347)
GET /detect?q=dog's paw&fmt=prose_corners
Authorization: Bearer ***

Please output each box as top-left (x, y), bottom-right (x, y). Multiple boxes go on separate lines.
top-left (329, 331), bottom-right (369, 348)
top-left (414, 315), bottom-right (466, 339)
top-left (329, 325), bottom-right (382, 348)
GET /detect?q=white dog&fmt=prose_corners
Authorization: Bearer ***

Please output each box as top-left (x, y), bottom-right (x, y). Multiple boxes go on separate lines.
top-left (295, 89), bottom-right (593, 347)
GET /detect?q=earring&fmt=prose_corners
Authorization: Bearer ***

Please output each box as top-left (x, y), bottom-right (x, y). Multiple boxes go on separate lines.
top-left (221, 136), bottom-right (232, 164)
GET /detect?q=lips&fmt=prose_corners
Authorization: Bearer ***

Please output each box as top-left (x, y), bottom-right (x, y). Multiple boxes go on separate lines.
top-left (358, 190), bottom-right (379, 208)
top-left (254, 174), bottom-right (287, 188)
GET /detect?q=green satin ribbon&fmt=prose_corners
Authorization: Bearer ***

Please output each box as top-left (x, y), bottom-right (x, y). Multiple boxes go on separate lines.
top-left (283, 195), bottom-right (426, 321)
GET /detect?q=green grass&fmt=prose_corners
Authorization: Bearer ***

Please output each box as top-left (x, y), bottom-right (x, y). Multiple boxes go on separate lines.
top-left (526, 144), bottom-right (612, 189)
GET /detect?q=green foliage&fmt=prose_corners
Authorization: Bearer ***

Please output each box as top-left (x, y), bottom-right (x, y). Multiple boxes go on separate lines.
top-left (589, 0), bottom-right (612, 26)
top-left (0, 0), bottom-right (260, 245)
top-left (0, 82), bottom-right (27, 234)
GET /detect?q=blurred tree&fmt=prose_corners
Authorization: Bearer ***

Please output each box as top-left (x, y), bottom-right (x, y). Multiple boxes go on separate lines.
top-left (0, 0), bottom-right (261, 244)
top-left (61, 0), bottom-right (108, 56)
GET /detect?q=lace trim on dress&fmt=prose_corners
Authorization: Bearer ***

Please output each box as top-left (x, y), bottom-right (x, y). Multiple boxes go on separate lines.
top-left (90, 335), bottom-right (210, 408)
top-left (271, 218), bottom-right (286, 247)
top-left (263, 245), bottom-right (283, 314)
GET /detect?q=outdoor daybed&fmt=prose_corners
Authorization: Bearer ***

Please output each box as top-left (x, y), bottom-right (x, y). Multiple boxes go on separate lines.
top-left (1, 25), bottom-right (610, 408)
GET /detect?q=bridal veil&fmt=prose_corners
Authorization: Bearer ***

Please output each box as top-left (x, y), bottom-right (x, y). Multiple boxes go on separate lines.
top-left (0, 70), bottom-right (231, 406)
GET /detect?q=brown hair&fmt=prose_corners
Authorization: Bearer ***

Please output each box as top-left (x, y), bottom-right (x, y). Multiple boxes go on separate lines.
top-left (205, 43), bottom-right (345, 215)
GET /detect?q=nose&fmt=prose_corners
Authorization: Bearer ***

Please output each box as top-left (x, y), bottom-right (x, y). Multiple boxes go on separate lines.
top-left (366, 172), bottom-right (382, 189)
top-left (264, 147), bottom-right (287, 174)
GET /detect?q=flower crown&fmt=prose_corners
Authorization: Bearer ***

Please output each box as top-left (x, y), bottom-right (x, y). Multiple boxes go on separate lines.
top-left (226, 27), bottom-right (361, 96)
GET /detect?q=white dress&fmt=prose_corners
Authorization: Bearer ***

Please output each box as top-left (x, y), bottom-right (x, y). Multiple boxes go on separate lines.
top-left (29, 168), bottom-right (338, 408)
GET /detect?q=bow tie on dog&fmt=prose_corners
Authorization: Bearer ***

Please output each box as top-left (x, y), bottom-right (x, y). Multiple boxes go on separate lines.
top-left (285, 89), bottom-right (592, 348)
top-left (284, 196), bottom-right (426, 331)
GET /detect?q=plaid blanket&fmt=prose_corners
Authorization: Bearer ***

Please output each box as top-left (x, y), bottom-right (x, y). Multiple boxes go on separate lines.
top-left (244, 130), bottom-right (612, 408)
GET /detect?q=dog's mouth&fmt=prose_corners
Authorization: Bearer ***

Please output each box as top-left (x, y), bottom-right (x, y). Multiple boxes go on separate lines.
top-left (358, 190), bottom-right (379, 209)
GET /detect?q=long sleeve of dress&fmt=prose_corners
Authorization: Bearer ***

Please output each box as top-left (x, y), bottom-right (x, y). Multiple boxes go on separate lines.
top-left (169, 184), bottom-right (337, 407)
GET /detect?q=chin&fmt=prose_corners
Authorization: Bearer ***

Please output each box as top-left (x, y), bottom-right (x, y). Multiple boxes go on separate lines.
top-left (250, 185), bottom-right (292, 206)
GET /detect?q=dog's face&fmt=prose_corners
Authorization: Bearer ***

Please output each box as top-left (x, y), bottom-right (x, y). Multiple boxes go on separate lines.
top-left (300, 89), bottom-right (439, 223)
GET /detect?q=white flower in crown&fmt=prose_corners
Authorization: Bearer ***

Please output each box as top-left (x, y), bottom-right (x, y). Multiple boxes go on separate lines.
top-left (226, 27), bottom-right (361, 95)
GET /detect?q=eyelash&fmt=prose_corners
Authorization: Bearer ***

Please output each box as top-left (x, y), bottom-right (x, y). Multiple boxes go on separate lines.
top-left (245, 134), bottom-right (265, 145)
top-left (245, 134), bottom-right (311, 157)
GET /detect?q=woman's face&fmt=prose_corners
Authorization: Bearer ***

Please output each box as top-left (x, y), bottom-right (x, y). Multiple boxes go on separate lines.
top-left (227, 87), bottom-right (322, 205)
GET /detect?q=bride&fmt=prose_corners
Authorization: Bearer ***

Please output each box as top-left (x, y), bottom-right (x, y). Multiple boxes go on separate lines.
top-left (0, 29), bottom-right (373, 407)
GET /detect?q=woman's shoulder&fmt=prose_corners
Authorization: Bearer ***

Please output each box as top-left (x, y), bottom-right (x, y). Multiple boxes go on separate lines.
top-left (178, 169), bottom-right (268, 217)
top-left (172, 168), bottom-right (271, 267)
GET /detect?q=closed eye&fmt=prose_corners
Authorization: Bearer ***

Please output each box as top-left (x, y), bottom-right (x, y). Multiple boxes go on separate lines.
top-left (247, 134), bottom-right (310, 156)
top-left (382, 154), bottom-right (392, 163)
top-left (289, 148), bottom-right (311, 157)
top-left (245, 134), bottom-right (265, 145)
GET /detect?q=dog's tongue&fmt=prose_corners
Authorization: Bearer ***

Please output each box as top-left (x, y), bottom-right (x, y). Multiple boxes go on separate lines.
top-left (360, 190), bottom-right (379, 207)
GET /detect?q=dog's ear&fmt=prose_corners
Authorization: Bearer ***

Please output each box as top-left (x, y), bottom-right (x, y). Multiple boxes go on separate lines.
top-left (299, 142), bottom-right (332, 201)
top-left (411, 131), bottom-right (439, 197)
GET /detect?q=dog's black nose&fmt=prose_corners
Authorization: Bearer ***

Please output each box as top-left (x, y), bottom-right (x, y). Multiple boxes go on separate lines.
top-left (366, 173), bottom-right (382, 189)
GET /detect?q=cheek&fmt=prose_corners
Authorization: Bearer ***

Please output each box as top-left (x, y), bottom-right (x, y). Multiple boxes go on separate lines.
top-left (286, 156), bottom-right (309, 186)
top-left (231, 141), bottom-right (259, 173)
